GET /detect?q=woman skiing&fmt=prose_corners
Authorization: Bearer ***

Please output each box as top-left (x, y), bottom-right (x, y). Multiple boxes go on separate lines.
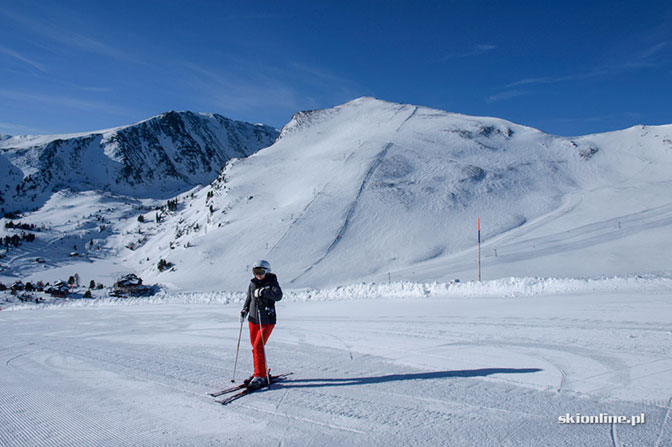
top-left (240, 260), bottom-right (283, 389)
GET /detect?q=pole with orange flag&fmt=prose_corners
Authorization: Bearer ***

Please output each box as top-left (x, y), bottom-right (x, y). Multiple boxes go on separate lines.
top-left (478, 218), bottom-right (481, 282)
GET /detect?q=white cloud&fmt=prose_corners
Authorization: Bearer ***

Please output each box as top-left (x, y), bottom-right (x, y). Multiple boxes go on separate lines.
top-left (180, 59), bottom-right (370, 124)
top-left (0, 122), bottom-right (49, 135)
top-left (505, 41), bottom-right (670, 88)
top-left (442, 44), bottom-right (497, 61)
top-left (0, 44), bottom-right (46, 72)
top-left (638, 41), bottom-right (668, 60)
top-left (485, 89), bottom-right (529, 103)
top-left (3, 9), bottom-right (140, 64)
top-left (0, 89), bottom-right (130, 116)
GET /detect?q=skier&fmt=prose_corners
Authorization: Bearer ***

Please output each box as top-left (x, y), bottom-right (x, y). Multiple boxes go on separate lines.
top-left (240, 260), bottom-right (283, 389)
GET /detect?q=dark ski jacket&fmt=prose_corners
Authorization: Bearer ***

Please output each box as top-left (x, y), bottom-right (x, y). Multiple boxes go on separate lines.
top-left (243, 273), bottom-right (283, 325)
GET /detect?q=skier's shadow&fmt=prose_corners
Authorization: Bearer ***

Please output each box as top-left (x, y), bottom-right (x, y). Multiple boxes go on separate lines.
top-left (275, 368), bottom-right (542, 389)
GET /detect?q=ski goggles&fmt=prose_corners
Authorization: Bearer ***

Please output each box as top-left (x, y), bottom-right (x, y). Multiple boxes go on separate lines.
top-left (253, 267), bottom-right (267, 276)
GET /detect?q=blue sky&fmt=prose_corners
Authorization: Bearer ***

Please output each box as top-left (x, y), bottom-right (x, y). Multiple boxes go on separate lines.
top-left (1, 0), bottom-right (670, 136)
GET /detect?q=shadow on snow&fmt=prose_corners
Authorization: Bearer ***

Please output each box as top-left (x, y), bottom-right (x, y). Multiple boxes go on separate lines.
top-left (274, 368), bottom-right (542, 389)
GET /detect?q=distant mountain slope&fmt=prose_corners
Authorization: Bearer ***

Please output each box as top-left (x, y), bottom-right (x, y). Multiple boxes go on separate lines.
top-left (128, 98), bottom-right (672, 290)
top-left (3, 98), bottom-right (671, 291)
top-left (0, 112), bottom-right (279, 213)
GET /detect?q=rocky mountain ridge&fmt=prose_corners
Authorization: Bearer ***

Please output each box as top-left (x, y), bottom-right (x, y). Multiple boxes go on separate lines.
top-left (0, 111), bottom-right (279, 214)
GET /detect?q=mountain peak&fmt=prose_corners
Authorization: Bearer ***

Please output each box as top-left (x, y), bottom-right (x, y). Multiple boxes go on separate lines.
top-left (0, 112), bottom-right (279, 214)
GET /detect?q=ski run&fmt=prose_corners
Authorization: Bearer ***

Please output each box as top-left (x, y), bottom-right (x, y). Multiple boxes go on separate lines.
top-left (1, 277), bottom-right (672, 446)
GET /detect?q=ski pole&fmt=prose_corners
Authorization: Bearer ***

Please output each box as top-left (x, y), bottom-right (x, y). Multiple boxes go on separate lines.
top-left (257, 304), bottom-right (271, 385)
top-left (231, 317), bottom-right (244, 383)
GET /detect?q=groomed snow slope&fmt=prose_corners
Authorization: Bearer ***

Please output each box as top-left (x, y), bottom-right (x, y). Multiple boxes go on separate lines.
top-left (1, 280), bottom-right (671, 446)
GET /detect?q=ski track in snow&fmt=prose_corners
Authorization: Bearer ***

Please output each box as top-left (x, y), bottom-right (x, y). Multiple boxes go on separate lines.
top-left (288, 105), bottom-right (421, 284)
top-left (319, 143), bottom-right (394, 258)
top-left (1, 290), bottom-right (671, 446)
top-left (268, 182), bottom-right (330, 256)
top-left (655, 397), bottom-right (672, 447)
top-left (490, 201), bottom-right (672, 263)
top-left (382, 191), bottom-right (672, 285)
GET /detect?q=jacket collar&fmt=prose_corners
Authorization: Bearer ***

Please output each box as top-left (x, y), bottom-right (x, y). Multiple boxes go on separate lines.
top-left (252, 272), bottom-right (276, 285)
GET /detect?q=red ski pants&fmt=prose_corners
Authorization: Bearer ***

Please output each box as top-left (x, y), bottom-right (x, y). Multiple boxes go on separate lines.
top-left (249, 321), bottom-right (274, 377)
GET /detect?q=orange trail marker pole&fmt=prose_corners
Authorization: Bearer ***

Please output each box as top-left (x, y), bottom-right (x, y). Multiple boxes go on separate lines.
top-left (478, 218), bottom-right (481, 282)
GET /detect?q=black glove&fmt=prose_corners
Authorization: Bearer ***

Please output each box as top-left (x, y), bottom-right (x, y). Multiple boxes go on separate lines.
top-left (239, 309), bottom-right (248, 323)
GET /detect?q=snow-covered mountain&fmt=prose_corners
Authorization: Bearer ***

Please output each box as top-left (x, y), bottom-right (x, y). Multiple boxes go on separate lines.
top-left (118, 97), bottom-right (672, 290)
top-left (0, 111), bottom-right (279, 213)
top-left (1, 97), bottom-right (671, 290)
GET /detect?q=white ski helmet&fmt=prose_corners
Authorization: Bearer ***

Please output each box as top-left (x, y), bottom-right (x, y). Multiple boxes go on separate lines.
top-left (252, 260), bottom-right (271, 274)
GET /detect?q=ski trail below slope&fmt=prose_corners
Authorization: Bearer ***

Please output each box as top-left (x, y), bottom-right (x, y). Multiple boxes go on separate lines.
top-left (318, 144), bottom-right (394, 258)
top-left (1, 292), bottom-right (671, 446)
top-left (287, 141), bottom-right (394, 283)
top-left (486, 200), bottom-right (672, 263)
top-left (381, 185), bottom-right (672, 283)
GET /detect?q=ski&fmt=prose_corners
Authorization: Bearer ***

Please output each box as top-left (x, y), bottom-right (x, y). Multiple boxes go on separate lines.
top-left (217, 388), bottom-right (251, 405)
top-left (208, 383), bottom-right (246, 398)
top-left (209, 372), bottom-right (292, 397)
top-left (214, 372), bottom-right (292, 405)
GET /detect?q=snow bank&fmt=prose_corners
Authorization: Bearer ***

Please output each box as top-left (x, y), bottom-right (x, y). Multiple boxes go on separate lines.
top-left (291, 273), bottom-right (672, 301)
top-left (3, 273), bottom-right (670, 310)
